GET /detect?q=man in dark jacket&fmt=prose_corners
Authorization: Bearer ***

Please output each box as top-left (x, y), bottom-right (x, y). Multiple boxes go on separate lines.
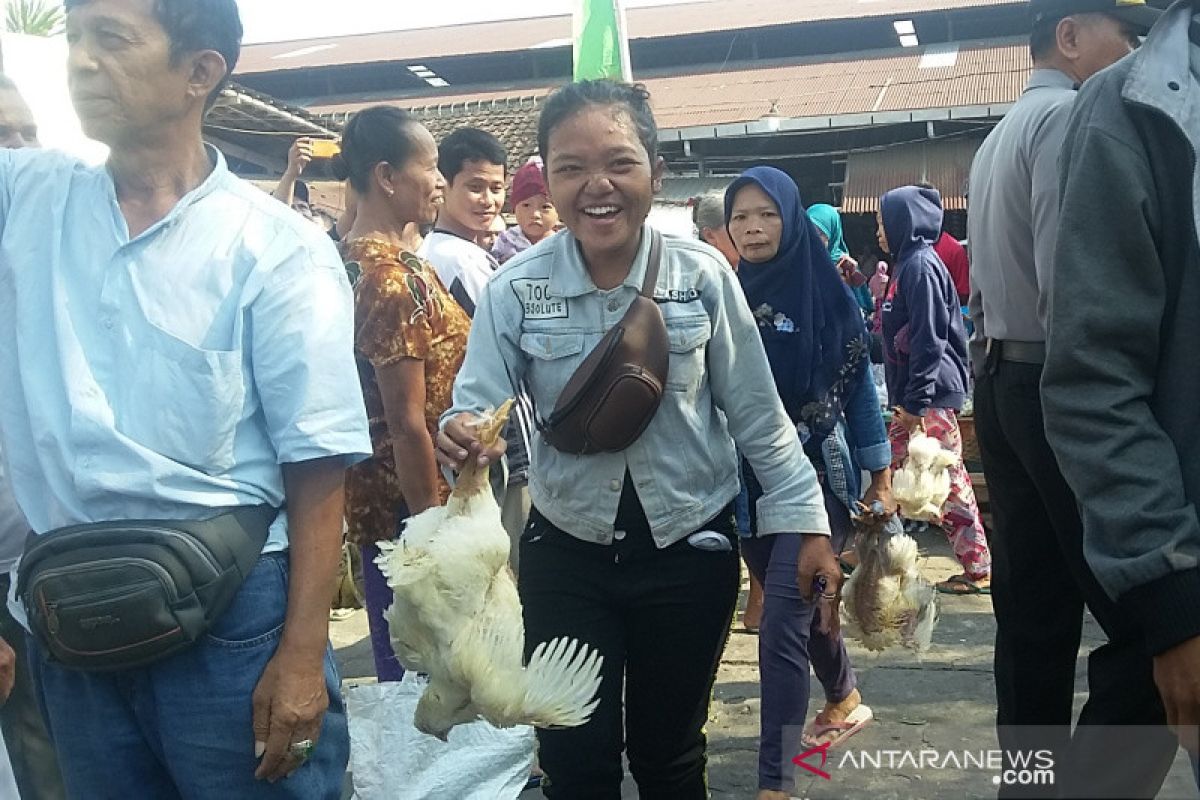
top-left (1044, 0), bottom-right (1200, 763)
top-left (969, 1), bottom-right (1177, 796)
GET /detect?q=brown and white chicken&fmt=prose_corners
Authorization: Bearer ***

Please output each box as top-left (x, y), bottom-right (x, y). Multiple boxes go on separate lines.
top-left (376, 401), bottom-right (603, 740)
top-left (841, 503), bottom-right (938, 653)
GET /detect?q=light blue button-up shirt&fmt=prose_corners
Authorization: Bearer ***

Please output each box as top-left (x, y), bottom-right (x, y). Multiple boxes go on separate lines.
top-left (0, 147), bottom-right (371, 552)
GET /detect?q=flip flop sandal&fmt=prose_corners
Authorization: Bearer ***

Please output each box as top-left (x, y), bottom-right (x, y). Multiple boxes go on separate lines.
top-left (936, 574), bottom-right (991, 595)
top-left (801, 704), bottom-right (874, 749)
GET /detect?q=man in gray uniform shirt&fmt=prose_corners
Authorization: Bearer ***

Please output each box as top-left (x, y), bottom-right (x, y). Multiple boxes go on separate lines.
top-left (968, 0), bottom-right (1177, 795)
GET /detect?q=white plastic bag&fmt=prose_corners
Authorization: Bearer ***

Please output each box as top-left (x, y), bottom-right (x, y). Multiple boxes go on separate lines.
top-left (347, 674), bottom-right (535, 800)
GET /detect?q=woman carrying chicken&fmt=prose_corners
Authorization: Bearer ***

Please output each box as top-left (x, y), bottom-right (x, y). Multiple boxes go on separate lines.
top-left (436, 80), bottom-right (840, 800)
top-left (725, 167), bottom-right (891, 798)
top-left (336, 106), bottom-right (472, 681)
top-left (877, 185), bottom-right (991, 594)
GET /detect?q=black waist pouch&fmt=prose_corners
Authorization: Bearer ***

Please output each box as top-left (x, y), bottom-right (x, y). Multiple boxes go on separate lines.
top-left (16, 505), bottom-right (276, 672)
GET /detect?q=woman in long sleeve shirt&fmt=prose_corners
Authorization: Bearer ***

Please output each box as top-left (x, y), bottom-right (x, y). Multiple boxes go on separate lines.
top-left (435, 80), bottom-right (840, 800)
top-left (726, 167), bottom-right (891, 798)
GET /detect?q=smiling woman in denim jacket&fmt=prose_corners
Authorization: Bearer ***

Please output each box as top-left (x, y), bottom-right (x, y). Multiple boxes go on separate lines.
top-left (726, 167), bottom-right (892, 799)
top-left (435, 80), bottom-right (839, 800)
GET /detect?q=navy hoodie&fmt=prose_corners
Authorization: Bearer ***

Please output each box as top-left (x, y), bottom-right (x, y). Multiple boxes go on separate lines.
top-left (879, 186), bottom-right (969, 415)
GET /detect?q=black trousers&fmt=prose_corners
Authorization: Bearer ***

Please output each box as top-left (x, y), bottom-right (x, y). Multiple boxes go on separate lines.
top-left (518, 487), bottom-right (740, 800)
top-left (975, 359), bottom-right (1176, 798)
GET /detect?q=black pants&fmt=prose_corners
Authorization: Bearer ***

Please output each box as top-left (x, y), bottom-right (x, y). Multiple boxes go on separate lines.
top-left (518, 485), bottom-right (740, 800)
top-left (976, 360), bottom-right (1176, 798)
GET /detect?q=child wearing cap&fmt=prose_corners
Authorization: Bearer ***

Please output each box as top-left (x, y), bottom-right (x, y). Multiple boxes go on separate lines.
top-left (492, 158), bottom-right (560, 265)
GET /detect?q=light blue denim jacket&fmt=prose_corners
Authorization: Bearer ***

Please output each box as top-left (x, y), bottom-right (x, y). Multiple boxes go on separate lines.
top-left (442, 226), bottom-right (830, 548)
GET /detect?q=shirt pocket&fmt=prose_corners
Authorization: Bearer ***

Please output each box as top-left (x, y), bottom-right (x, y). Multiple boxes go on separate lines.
top-left (518, 332), bottom-right (586, 412)
top-left (665, 316), bottom-right (712, 393)
top-left (116, 322), bottom-right (245, 474)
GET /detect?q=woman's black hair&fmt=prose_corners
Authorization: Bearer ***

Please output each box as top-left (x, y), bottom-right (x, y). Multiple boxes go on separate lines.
top-left (332, 106), bottom-right (422, 195)
top-left (536, 80), bottom-right (658, 164)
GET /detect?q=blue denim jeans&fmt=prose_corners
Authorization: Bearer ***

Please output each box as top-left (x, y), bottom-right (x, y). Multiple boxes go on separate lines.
top-left (28, 552), bottom-right (348, 799)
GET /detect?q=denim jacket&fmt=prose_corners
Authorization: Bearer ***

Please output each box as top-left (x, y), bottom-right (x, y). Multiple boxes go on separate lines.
top-left (442, 226), bottom-right (830, 548)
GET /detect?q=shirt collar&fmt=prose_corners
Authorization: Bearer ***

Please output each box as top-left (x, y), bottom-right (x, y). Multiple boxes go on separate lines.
top-left (1025, 68), bottom-right (1077, 93)
top-left (548, 225), bottom-right (653, 298)
top-left (106, 144), bottom-right (231, 244)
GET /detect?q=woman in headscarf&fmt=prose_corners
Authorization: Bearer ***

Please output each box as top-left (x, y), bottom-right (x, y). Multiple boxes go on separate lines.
top-left (726, 167), bottom-right (893, 800)
top-left (877, 185), bottom-right (991, 594)
top-left (808, 203), bottom-right (875, 317)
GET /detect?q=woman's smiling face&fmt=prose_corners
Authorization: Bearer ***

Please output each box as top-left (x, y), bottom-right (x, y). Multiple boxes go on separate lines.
top-left (543, 103), bottom-right (662, 266)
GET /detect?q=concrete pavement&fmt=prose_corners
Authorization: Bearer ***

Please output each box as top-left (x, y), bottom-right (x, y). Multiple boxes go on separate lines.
top-left (332, 527), bottom-right (1197, 799)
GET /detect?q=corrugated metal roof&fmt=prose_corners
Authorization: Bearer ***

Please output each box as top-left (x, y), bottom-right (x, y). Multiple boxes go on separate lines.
top-left (308, 41), bottom-right (1030, 148)
top-left (204, 82), bottom-right (340, 172)
top-left (841, 137), bottom-right (982, 213)
top-left (647, 42), bottom-right (1030, 129)
top-left (237, 0), bottom-right (1023, 74)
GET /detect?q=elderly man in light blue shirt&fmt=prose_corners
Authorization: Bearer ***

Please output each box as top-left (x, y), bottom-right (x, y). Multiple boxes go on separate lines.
top-left (0, 0), bottom-right (369, 797)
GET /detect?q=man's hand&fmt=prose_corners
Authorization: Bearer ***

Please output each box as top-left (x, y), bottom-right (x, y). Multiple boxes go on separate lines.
top-left (252, 645), bottom-right (328, 782)
top-left (285, 138), bottom-right (314, 178)
top-left (436, 413), bottom-right (506, 472)
top-left (893, 406), bottom-right (926, 434)
top-left (252, 456), bottom-right (347, 781)
top-left (1153, 635), bottom-right (1200, 753)
top-left (797, 533), bottom-right (841, 636)
top-left (0, 637), bottom-right (15, 705)
top-left (861, 469), bottom-right (897, 516)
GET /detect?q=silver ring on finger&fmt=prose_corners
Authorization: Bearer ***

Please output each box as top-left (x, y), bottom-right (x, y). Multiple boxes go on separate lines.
top-left (288, 738), bottom-right (315, 762)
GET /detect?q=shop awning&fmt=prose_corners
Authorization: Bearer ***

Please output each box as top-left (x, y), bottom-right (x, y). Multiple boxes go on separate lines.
top-left (841, 137), bottom-right (981, 214)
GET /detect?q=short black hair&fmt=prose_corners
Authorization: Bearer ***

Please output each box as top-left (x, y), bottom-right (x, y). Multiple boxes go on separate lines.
top-left (64, 0), bottom-right (242, 107)
top-left (437, 127), bottom-right (507, 183)
top-left (1030, 16), bottom-right (1060, 60)
top-left (333, 105), bottom-right (423, 195)
top-left (537, 80), bottom-right (658, 164)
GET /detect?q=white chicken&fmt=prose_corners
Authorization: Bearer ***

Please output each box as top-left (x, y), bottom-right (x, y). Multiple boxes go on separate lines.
top-left (892, 431), bottom-right (959, 522)
top-left (376, 400), bottom-right (603, 740)
top-left (841, 504), bottom-right (938, 653)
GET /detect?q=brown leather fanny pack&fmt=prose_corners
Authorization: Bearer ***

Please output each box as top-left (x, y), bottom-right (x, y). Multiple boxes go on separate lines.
top-left (538, 230), bottom-right (669, 455)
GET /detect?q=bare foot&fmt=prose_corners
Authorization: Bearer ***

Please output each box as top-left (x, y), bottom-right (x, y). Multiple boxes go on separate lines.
top-left (814, 687), bottom-right (861, 728)
top-left (743, 572), bottom-right (764, 630)
top-left (935, 573), bottom-right (991, 595)
top-left (757, 791), bottom-right (791, 800)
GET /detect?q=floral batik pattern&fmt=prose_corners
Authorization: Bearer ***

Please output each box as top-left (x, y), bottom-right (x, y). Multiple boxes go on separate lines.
top-left (342, 238), bottom-right (472, 546)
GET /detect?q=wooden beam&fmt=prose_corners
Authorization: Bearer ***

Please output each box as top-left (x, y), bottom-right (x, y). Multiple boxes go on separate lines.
top-left (203, 132), bottom-right (286, 173)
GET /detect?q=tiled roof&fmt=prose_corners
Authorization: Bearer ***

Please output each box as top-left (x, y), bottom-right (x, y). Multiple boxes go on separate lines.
top-left (308, 40), bottom-right (1031, 149)
top-left (237, 0), bottom-right (1023, 74)
top-left (319, 95), bottom-right (545, 173)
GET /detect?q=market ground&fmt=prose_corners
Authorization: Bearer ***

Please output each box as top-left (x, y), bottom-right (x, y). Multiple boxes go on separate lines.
top-left (331, 528), bottom-right (1198, 800)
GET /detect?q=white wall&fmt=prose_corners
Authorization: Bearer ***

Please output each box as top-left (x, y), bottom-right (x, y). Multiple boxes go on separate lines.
top-left (647, 204), bottom-right (695, 239)
top-left (2, 32), bottom-right (107, 164)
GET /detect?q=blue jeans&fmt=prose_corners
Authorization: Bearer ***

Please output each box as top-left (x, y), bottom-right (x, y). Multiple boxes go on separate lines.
top-left (28, 552), bottom-right (348, 799)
